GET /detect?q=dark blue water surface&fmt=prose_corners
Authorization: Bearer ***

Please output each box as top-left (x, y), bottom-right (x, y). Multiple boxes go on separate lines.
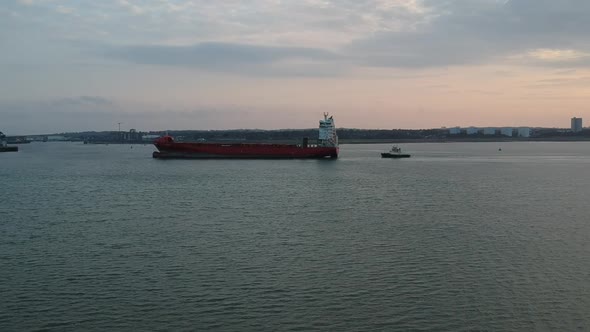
top-left (1, 142), bottom-right (589, 331)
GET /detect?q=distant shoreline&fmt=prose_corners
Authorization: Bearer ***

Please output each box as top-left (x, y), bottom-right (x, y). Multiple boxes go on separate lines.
top-left (339, 138), bottom-right (590, 144)
top-left (75, 137), bottom-right (590, 145)
top-left (17, 127), bottom-right (590, 144)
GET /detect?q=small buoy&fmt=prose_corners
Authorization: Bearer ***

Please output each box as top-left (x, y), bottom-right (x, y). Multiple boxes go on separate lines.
top-left (498, 148), bottom-right (502, 151)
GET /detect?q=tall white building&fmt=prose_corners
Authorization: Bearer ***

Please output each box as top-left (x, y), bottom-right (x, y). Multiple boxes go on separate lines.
top-left (571, 117), bottom-right (583, 132)
top-left (466, 127), bottom-right (479, 135)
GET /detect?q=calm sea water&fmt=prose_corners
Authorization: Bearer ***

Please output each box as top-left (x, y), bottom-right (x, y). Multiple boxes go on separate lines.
top-left (1, 142), bottom-right (589, 331)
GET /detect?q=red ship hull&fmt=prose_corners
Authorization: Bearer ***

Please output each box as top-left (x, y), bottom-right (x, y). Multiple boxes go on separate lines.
top-left (153, 138), bottom-right (338, 159)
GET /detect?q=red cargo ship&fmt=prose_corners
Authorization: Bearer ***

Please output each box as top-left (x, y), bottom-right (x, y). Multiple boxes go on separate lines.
top-left (153, 113), bottom-right (339, 159)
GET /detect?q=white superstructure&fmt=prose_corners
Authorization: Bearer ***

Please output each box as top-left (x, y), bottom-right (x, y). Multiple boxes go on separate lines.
top-left (318, 113), bottom-right (338, 147)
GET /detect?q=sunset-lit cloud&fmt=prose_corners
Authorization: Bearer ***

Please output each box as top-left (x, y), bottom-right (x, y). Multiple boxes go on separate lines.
top-left (2, 0), bottom-right (590, 133)
top-left (527, 49), bottom-right (589, 62)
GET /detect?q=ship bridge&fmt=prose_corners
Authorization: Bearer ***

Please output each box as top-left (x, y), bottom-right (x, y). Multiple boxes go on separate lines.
top-left (318, 113), bottom-right (338, 147)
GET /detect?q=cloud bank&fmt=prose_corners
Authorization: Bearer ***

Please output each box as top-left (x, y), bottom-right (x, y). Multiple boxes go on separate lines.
top-left (3, 0), bottom-right (590, 132)
top-left (5, 0), bottom-right (590, 72)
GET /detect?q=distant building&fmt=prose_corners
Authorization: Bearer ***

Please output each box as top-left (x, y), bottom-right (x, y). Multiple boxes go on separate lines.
top-left (500, 128), bottom-right (513, 137)
top-left (483, 127), bottom-right (496, 135)
top-left (466, 127), bottom-right (479, 135)
top-left (449, 127), bottom-right (461, 135)
top-left (46, 135), bottom-right (68, 141)
top-left (571, 117), bottom-right (583, 132)
top-left (517, 127), bottom-right (531, 138)
top-left (121, 129), bottom-right (143, 141)
top-left (142, 134), bottom-right (161, 141)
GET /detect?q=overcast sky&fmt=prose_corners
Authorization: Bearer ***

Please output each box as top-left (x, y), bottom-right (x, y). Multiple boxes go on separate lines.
top-left (2, 0), bottom-right (590, 134)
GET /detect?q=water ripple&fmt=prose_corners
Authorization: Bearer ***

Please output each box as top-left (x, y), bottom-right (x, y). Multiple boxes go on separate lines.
top-left (1, 142), bottom-right (589, 331)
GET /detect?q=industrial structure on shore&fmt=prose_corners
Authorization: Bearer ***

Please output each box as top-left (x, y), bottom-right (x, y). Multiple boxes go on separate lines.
top-left (447, 116), bottom-right (585, 137)
top-left (447, 126), bottom-right (531, 137)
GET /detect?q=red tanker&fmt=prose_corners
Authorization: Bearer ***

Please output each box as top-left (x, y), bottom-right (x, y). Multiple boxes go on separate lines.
top-left (153, 114), bottom-right (339, 159)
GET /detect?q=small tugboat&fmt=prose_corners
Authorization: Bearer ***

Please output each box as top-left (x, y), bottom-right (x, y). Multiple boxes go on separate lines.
top-left (381, 145), bottom-right (410, 158)
top-left (0, 131), bottom-right (19, 153)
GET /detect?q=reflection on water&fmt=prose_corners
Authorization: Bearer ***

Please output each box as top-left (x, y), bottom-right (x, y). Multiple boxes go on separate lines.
top-left (1, 142), bottom-right (589, 331)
